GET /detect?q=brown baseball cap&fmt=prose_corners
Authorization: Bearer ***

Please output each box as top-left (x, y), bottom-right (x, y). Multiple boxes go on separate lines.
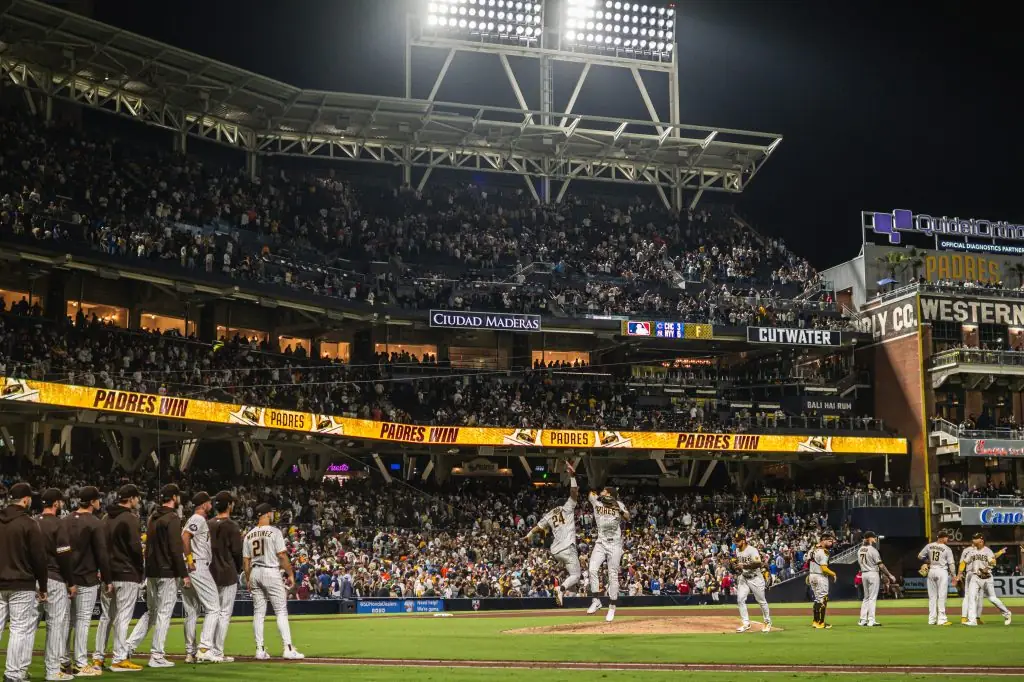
top-left (41, 488), bottom-right (64, 506)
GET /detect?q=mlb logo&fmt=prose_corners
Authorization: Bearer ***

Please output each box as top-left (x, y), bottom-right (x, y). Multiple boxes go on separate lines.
top-left (627, 321), bottom-right (651, 336)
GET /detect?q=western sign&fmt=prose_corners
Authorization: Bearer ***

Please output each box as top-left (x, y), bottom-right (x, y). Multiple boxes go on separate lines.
top-left (920, 297), bottom-right (1024, 326)
top-left (747, 327), bottom-right (842, 346)
top-left (958, 438), bottom-right (1024, 458)
top-left (960, 507), bottom-right (1024, 526)
top-left (429, 310), bottom-right (541, 332)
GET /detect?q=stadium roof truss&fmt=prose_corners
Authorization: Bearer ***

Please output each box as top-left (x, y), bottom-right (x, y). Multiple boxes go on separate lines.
top-left (0, 0), bottom-right (782, 208)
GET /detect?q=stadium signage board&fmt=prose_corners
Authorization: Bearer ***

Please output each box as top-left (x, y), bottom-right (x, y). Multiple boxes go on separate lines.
top-left (798, 397), bottom-right (854, 414)
top-left (0, 377), bottom-right (907, 455)
top-left (746, 326), bottom-right (842, 347)
top-left (959, 507), bottom-right (1024, 526)
top-left (920, 296), bottom-right (1024, 326)
top-left (621, 320), bottom-right (714, 339)
top-left (855, 298), bottom-right (919, 342)
top-left (429, 310), bottom-right (541, 332)
top-left (865, 209), bottom-right (1024, 249)
top-left (994, 576), bottom-right (1024, 598)
top-left (957, 438), bottom-right (1024, 458)
top-left (356, 599), bottom-right (444, 614)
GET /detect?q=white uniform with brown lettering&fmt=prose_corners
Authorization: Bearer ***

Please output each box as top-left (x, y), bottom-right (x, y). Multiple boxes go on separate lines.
top-left (538, 495), bottom-right (581, 591)
top-left (959, 547), bottom-right (982, 621)
top-left (735, 545), bottom-right (771, 628)
top-left (964, 546), bottom-right (1011, 626)
top-left (917, 542), bottom-right (954, 624)
top-left (588, 493), bottom-right (625, 602)
top-left (243, 525), bottom-right (295, 651)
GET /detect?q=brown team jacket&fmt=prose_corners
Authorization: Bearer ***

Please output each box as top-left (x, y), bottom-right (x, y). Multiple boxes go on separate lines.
top-left (64, 509), bottom-right (112, 587)
top-left (145, 505), bottom-right (188, 579)
top-left (0, 503), bottom-right (48, 591)
top-left (208, 517), bottom-right (244, 587)
top-left (35, 513), bottom-right (75, 585)
top-left (106, 504), bottom-right (144, 583)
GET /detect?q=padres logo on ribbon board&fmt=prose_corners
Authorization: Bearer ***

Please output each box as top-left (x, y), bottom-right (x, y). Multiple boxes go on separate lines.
top-left (0, 377), bottom-right (906, 455)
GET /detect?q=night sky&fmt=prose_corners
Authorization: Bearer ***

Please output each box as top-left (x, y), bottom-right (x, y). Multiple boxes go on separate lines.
top-left (91, 0), bottom-right (1018, 269)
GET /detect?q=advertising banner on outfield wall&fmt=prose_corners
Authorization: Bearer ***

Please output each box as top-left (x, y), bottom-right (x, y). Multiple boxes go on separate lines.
top-left (901, 577), bottom-right (958, 595)
top-left (356, 599), bottom-right (443, 615)
top-left (855, 296), bottom-right (920, 342)
top-left (0, 377), bottom-right (907, 454)
top-left (959, 507), bottom-right (1024, 526)
top-left (995, 577), bottom-right (1024, 599)
top-left (957, 438), bottom-right (1024, 458)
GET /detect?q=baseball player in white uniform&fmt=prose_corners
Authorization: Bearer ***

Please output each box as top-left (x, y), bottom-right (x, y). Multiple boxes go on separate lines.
top-left (585, 487), bottom-right (629, 622)
top-left (960, 533), bottom-right (1011, 627)
top-left (732, 531), bottom-right (772, 633)
top-left (35, 488), bottom-right (75, 682)
top-left (857, 531), bottom-right (895, 627)
top-left (917, 530), bottom-right (956, 625)
top-left (182, 491), bottom-right (222, 663)
top-left (523, 464), bottom-right (581, 606)
top-left (2, 483), bottom-right (50, 682)
top-left (243, 503), bottom-right (304, 660)
top-left (808, 534), bottom-right (836, 629)
top-left (958, 545), bottom-right (983, 625)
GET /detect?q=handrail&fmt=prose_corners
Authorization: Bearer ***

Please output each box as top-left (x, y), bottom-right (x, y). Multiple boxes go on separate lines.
top-left (841, 492), bottom-right (920, 508)
top-left (928, 348), bottom-right (1024, 369)
top-left (958, 495), bottom-right (1024, 507)
top-left (873, 282), bottom-right (1024, 303)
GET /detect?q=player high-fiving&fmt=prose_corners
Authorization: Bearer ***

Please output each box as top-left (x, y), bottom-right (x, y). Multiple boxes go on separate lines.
top-left (523, 463), bottom-right (581, 606)
top-left (586, 486), bottom-right (629, 622)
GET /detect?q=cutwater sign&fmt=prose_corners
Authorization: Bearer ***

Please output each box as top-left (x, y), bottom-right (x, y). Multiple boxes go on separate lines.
top-left (866, 210), bottom-right (1024, 246)
top-left (429, 310), bottom-right (541, 332)
top-left (356, 599), bottom-right (444, 614)
top-left (961, 507), bottom-right (1024, 526)
top-left (747, 327), bottom-right (842, 347)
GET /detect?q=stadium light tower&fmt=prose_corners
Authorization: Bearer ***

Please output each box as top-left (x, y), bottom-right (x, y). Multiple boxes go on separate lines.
top-left (408, 0), bottom-right (682, 207)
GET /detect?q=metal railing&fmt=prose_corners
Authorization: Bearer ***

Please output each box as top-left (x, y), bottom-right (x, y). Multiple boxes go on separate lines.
top-left (874, 282), bottom-right (1024, 304)
top-left (842, 492), bottom-right (920, 508)
top-left (731, 415), bottom-right (886, 432)
top-left (931, 417), bottom-right (1024, 440)
top-left (938, 488), bottom-right (1024, 508)
top-left (929, 348), bottom-right (1024, 369)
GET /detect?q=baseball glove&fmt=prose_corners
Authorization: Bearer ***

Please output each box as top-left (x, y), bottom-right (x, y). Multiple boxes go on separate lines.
top-left (918, 563), bottom-right (929, 577)
top-left (977, 566), bottom-right (992, 579)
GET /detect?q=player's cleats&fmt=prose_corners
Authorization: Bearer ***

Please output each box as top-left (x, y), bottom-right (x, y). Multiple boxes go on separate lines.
top-left (1005, 613), bottom-right (1012, 626)
top-left (867, 622), bottom-right (882, 627)
top-left (587, 598), bottom-right (602, 615)
top-left (255, 649), bottom-right (270, 661)
top-left (197, 651), bottom-right (223, 663)
top-left (147, 657), bottom-right (174, 668)
top-left (605, 605), bottom-right (616, 623)
top-left (857, 621), bottom-right (866, 626)
top-left (283, 646), bottom-right (305, 660)
top-left (91, 659), bottom-right (103, 671)
top-left (74, 666), bottom-right (102, 677)
top-left (822, 623), bottom-right (832, 629)
top-left (220, 657), bottom-right (235, 663)
top-left (977, 618), bottom-right (984, 625)
top-left (46, 673), bottom-right (75, 681)
top-left (555, 586), bottom-right (563, 607)
top-left (964, 622), bottom-right (978, 627)
top-left (761, 622), bottom-right (772, 633)
top-left (937, 621), bottom-right (951, 626)
top-left (960, 617), bottom-right (968, 624)
top-left (736, 623), bottom-right (751, 632)
top-left (110, 661), bottom-right (142, 672)
top-left (184, 653), bottom-right (196, 664)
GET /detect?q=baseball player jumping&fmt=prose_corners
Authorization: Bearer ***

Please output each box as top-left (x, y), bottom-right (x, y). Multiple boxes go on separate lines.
top-left (1, 482), bottom-right (49, 682)
top-left (522, 463), bottom-right (581, 606)
top-left (960, 533), bottom-right (1011, 627)
top-left (243, 503), bottom-right (304, 660)
top-left (182, 491), bottom-right (222, 663)
top-left (857, 531), bottom-right (895, 627)
top-left (36, 488), bottom-right (75, 682)
top-left (732, 531), bottom-right (772, 633)
top-left (585, 487), bottom-right (629, 622)
top-left (808, 533), bottom-right (836, 629)
top-left (208, 491), bottom-right (243, 662)
top-left (917, 531), bottom-right (956, 625)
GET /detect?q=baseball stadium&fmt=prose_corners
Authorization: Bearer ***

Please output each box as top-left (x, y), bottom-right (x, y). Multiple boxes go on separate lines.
top-left (0, 0), bottom-right (1022, 680)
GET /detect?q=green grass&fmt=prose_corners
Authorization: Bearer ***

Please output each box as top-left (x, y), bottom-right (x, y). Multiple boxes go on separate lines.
top-left (4, 599), bottom-right (1023, 679)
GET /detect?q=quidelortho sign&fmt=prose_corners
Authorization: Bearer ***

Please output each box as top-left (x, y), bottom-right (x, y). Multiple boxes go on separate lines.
top-left (746, 327), bottom-right (842, 347)
top-left (960, 507), bottom-right (1024, 526)
top-left (866, 210), bottom-right (1024, 246)
top-left (429, 310), bottom-right (541, 332)
top-left (958, 438), bottom-right (1024, 458)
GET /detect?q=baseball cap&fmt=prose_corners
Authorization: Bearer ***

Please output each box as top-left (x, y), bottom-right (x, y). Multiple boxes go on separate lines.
top-left (77, 486), bottom-right (102, 503)
top-left (159, 484), bottom-right (180, 501)
top-left (254, 503), bottom-right (274, 517)
top-left (214, 491), bottom-right (235, 505)
top-left (9, 482), bottom-right (37, 499)
top-left (733, 531), bottom-right (746, 541)
top-left (41, 488), bottom-right (64, 506)
top-left (972, 532), bottom-right (984, 540)
top-left (117, 484), bottom-right (141, 500)
top-left (937, 530), bottom-right (950, 539)
top-left (192, 491), bottom-right (211, 506)
top-left (863, 531), bottom-right (877, 539)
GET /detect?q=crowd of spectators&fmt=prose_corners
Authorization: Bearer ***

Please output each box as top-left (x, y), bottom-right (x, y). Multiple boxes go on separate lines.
top-left (0, 304), bottom-right (879, 433)
top-left (0, 110), bottom-right (850, 328)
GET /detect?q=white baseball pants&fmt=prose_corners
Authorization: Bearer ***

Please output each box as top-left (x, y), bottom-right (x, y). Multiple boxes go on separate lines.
top-left (212, 584), bottom-right (238, 657)
top-left (106, 582), bottom-right (142, 663)
top-left (127, 577), bottom-right (178, 657)
top-left (93, 585), bottom-right (112, 663)
top-left (736, 575), bottom-right (770, 625)
top-left (41, 579), bottom-right (71, 677)
top-left (251, 567), bottom-right (293, 649)
top-left (966, 577), bottom-right (1010, 625)
top-left (552, 547), bottom-right (582, 591)
top-left (808, 574), bottom-right (829, 603)
top-left (859, 572), bottom-right (880, 624)
top-left (66, 583), bottom-right (100, 668)
top-left (961, 574), bottom-right (982, 619)
top-left (182, 565), bottom-right (220, 655)
top-left (588, 541), bottom-right (623, 601)
top-left (2, 590), bottom-right (38, 682)
top-left (926, 569), bottom-right (949, 624)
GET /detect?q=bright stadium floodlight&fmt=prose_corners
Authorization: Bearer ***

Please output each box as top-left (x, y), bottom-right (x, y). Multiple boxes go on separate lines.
top-left (562, 0), bottom-right (675, 61)
top-left (424, 0), bottom-right (545, 45)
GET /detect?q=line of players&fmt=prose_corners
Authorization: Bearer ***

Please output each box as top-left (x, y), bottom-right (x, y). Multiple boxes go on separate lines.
top-left (0, 482), bottom-right (303, 682)
top-left (522, 465), bottom-right (774, 632)
top-left (916, 531), bottom-right (1012, 627)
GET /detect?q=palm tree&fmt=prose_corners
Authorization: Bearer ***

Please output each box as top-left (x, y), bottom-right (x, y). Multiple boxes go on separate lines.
top-left (877, 251), bottom-right (907, 282)
top-left (904, 247), bottom-right (925, 281)
top-left (1009, 263), bottom-right (1024, 288)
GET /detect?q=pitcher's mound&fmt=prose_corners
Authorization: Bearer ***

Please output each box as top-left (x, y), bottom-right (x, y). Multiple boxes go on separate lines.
top-left (505, 617), bottom-right (781, 635)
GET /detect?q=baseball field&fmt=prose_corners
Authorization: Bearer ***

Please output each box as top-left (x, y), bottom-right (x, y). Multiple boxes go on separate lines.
top-left (6, 598), bottom-right (1024, 681)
